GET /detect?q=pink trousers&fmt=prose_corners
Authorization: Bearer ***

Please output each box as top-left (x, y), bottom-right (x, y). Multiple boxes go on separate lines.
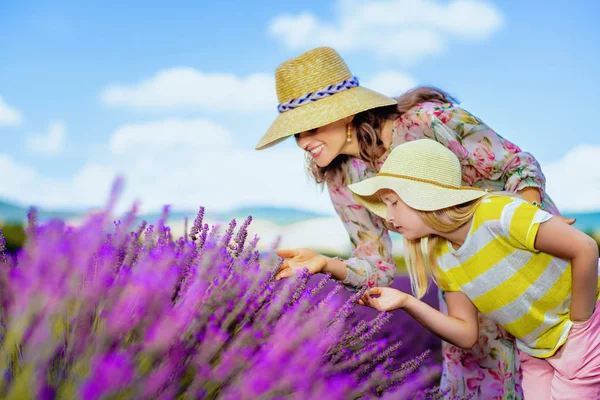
top-left (518, 300), bottom-right (600, 399)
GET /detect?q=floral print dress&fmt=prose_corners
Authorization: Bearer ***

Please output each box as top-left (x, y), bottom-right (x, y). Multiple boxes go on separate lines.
top-left (328, 101), bottom-right (560, 399)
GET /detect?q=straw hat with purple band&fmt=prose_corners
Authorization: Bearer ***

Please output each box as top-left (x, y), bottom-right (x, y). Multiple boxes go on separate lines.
top-left (255, 47), bottom-right (398, 150)
top-left (348, 140), bottom-right (489, 218)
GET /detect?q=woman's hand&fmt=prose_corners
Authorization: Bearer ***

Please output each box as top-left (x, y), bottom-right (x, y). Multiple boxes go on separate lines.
top-left (275, 248), bottom-right (328, 281)
top-left (558, 215), bottom-right (576, 225)
top-left (358, 287), bottom-right (411, 312)
top-left (518, 187), bottom-right (576, 225)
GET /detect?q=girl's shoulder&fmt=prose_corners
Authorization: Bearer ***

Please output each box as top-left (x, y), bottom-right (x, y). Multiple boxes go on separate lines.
top-left (474, 195), bottom-right (546, 236)
top-left (465, 195), bottom-right (515, 236)
top-left (473, 195), bottom-right (516, 221)
top-left (476, 194), bottom-right (516, 214)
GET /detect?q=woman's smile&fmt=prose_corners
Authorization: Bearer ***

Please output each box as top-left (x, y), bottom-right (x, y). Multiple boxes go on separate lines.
top-left (308, 144), bottom-right (325, 158)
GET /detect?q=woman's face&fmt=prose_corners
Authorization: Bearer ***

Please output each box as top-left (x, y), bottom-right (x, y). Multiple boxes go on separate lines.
top-left (295, 117), bottom-right (352, 168)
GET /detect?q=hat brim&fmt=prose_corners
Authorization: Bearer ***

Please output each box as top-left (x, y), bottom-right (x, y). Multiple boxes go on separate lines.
top-left (255, 86), bottom-right (397, 150)
top-left (348, 176), bottom-right (487, 218)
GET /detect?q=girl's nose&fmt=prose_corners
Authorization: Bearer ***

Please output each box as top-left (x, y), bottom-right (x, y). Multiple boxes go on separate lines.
top-left (386, 212), bottom-right (394, 223)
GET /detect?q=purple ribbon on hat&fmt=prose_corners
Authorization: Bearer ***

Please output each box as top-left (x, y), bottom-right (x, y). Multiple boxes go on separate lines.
top-left (277, 76), bottom-right (360, 113)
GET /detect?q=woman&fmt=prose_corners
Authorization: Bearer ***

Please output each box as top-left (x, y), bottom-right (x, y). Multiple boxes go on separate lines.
top-left (255, 46), bottom-right (574, 398)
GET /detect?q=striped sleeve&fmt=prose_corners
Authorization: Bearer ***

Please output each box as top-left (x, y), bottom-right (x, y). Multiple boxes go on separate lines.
top-left (434, 250), bottom-right (461, 292)
top-left (501, 199), bottom-right (553, 252)
top-left (435, 272), bottom-right (461, 292)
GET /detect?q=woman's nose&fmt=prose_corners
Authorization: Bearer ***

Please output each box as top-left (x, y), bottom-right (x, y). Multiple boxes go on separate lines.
top-left (295, 131), bottom-right (315, 147)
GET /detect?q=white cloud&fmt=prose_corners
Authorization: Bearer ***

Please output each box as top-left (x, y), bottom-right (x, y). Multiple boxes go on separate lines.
top-left (0, 117), bottom-right (336, 216)
top-left (99, 145), bottom-right (334, 215)
top-left (99, 66), bottom-right (417, 116)
top-left (2, 136), bottom-right (600, 254)
top-left (0, 96), bottom-right (23, 127)
top-left (268, 0), bottom-right (504, 64)
top-left (109, 119), bottom-right (232, 154)
top-left (99, 67), bottom-right (277, 113)
top-left (543, 145), bottom-right (600, 213)
top-left (26, 121), bottom-right (67, 156)
top-left (363, 71), bottom-right (417, 97)
top-left (7, 141), bottom-right (600, 217)
top-left (0, 154), bottom-right (37, 192)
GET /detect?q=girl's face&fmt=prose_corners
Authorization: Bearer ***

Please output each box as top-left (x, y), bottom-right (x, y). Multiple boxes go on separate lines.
top-left (379, 189), bottom-right (433, 240)
top-left (295, 117), bottom-right (353, 168)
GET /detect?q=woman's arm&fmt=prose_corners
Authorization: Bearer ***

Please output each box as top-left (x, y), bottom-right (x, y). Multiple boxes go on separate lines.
top-left (434, 105), bottom-right (547, 194)
top-left (534, 216), bottom-right (599, 321)
top-left (361, 287), bottom-right (479, 349)
top-left (327, 180), bottom-right (397, 291)
top-left (401, 103), bottom-right (547, 203)
top-left (275, 176), bottom-right (396, 288)
top-left (400, 103), bottom-right (575, 222)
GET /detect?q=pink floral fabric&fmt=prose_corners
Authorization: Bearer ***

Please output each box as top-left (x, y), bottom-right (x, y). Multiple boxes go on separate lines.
top-left (328, 101), bottom-right (560, 399)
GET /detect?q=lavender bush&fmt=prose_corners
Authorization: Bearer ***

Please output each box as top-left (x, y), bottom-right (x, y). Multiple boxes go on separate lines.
top-left (0, 181), bottom-right (441, 399)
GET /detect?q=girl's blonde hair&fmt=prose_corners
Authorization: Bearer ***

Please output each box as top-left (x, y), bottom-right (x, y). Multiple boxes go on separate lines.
top-left (308, 86), bottom-right (458, 186)
top-left (405, 192), bottom-right (522, 299)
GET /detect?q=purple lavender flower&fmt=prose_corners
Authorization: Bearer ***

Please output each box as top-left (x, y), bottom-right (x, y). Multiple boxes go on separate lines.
top-left (189, 206), bottom-right (205, 240)
top-left (0, 179), bottom-right (440, 399)
top-left (80, 351), bottom-right (134, 400)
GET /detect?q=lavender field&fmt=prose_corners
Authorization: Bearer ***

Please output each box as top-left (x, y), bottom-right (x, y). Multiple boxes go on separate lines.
top-left (0, 182), bottom-right (445, 399)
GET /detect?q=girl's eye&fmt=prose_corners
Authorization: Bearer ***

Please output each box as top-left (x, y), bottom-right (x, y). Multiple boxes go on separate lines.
top-left (392, 201), bottom-right (398, 206)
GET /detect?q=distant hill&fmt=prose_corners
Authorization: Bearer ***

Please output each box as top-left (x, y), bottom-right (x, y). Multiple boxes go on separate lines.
top-left (0, 199), bottom-right (328, 226)
top-left (139, 206), bottom-right (328, 226)
top-left (1, 198), bottom-right (599, 231)
top-left (0, 200), bottom-right (26, 222)
top-left (0, 200), bottom-right (81, 224)
top-left (563, 210), bottom-right (600, 233)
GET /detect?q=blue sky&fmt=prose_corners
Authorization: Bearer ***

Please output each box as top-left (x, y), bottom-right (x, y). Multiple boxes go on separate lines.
top-left (1, 0), bottom-right (599, 215)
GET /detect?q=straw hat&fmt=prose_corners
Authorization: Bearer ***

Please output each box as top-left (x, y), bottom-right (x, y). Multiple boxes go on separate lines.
top-left (255, 47), bottom-right (398, 150)
top-left (348, 140), bottom-right (488, 217)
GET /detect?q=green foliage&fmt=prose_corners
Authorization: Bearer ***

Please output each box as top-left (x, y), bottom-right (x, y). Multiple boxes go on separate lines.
top-left (584, 231), bottom-right (600, 252)
top-left (0, 223), bottom-right (25, 253)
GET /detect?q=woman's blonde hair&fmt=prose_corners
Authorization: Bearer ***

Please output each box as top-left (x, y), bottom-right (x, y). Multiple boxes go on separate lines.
top-left (307, 86), bottom-right (458, 186)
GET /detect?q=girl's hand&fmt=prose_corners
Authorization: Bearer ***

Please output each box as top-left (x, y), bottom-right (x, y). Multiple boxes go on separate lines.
top-left (275, 248), bottom-right (327, 280)
top-left (358, 287), bottom-right (411, 312)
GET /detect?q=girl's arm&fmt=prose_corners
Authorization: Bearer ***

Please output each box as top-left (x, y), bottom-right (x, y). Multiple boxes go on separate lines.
top-left (361, 287), bottom-right (479, 349)
top-left (534, 217), bottom-right (599, 321)
top-left (404, 291), bottom-right (479, 349)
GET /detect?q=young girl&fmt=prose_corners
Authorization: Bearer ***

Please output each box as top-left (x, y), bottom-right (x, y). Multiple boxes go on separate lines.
top-left (349, 139), bottom-right (600, 399)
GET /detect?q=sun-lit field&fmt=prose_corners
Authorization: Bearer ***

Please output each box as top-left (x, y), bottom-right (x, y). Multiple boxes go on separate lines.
top-left (0, 186), bottom-right (448, 399)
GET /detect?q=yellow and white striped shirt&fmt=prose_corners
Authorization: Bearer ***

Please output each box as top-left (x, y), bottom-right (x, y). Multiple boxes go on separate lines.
top-left (435, 195), bottom-right (600, 358)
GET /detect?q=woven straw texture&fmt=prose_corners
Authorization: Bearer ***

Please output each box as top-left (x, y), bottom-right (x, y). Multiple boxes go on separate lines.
top-left (349, 140), bottom-right (487, 217)
top-left (255, 47), bottom-right (397, 150)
